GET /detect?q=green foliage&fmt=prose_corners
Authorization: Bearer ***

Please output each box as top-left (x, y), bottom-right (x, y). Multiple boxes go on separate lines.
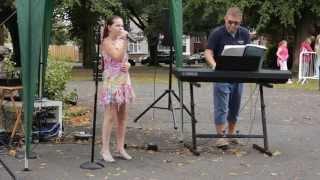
top-left (51, 22), bottom-right (71, 45)
top-left (183, 0), bottom-right (227, 35)
top-left (44, 59), bottom-right (72, 100)
top-left (1, 55), bottom-right (19, 79)
top-left (0, 0), bottom-right (14, 11)
top-left (264, 43), bottom-right (277, 69)
top-left (124, 0), bottom-right (168, 65)
top-left (64, 89), bottom-right (78, 105)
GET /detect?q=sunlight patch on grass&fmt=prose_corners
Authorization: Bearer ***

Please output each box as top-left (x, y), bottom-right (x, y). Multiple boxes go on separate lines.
top-left (70, 67), bottom-right (319, 92)
top-left (274, 79), bottom-right (320, 91)
top-left (71, 68), bottom-right (92, 81)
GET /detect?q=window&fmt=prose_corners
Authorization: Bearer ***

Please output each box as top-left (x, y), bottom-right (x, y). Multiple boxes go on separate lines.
top-left (129, 41), bottom-right (142, 53)
top-left (194, 36), bottom-right (201, 43)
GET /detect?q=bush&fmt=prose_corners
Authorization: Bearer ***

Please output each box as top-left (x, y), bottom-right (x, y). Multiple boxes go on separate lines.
top-left (44, 59), bottom-right (72, 100)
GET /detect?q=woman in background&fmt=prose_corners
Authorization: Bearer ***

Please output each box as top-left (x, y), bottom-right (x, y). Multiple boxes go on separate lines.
top-left (314, 35), bottom-right (320, 77)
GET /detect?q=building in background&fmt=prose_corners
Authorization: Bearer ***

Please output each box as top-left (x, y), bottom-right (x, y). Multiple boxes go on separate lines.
top-left (128, 20), bottom-right (195, 63)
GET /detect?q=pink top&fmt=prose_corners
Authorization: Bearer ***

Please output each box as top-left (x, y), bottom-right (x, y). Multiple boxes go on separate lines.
top-left (276, 46), bottom-right (289, 61)
top-left (300, 42), bottom-right (313, 52)
top-left (300, 41), bottom-right (314, 63)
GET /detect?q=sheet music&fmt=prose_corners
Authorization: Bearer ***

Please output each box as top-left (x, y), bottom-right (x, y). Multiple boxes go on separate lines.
top-left (221, 44), bottom-right (267, 56)
top-left (221, 45), bottom-right (246, 56)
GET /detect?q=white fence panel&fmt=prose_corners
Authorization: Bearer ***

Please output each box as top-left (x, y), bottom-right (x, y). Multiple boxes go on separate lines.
top-left (298, 51), bottom-right (319, 84)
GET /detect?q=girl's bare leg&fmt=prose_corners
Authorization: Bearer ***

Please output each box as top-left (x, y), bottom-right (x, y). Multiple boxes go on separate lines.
top-left (115, 103), bottom-right (132, 160)
top-left (101, 105), bottom-right (116, 162)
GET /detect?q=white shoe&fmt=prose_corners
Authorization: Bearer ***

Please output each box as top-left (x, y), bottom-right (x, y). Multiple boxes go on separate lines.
top-left (115, 150), bottom-right (132, 160)
top-left (100, 151), bottom-right (115, 162)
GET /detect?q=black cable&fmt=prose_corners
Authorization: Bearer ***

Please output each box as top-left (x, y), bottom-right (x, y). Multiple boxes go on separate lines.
top-left (0, 157), bottom-right (16, 180)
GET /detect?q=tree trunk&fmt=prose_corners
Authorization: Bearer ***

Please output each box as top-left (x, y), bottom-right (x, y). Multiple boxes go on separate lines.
top-left (70, 0), bottom-right (97, 69)
top-left (82, 24), bottom-right (95, 68)
top-left (147, 32), bottom-right (159, 66)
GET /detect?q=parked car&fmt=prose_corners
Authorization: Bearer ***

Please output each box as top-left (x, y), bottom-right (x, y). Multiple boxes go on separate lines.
top-left (128, 59), bottom-right (136, 66)
top-left (141, 51), bottom-right (172, 65)
top-left (184, 52), bottom-right (205, 65)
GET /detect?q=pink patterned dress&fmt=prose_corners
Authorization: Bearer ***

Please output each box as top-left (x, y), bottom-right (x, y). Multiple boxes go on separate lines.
top-left (100, 52), bottom-right (135, 106)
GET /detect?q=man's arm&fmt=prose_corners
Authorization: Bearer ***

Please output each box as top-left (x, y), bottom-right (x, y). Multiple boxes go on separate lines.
top-left (204, 49), bottom-right (216, 69)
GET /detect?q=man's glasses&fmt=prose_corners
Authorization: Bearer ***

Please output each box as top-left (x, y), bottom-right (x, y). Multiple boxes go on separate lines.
top-left (227, 20), bottom-right (241, 26)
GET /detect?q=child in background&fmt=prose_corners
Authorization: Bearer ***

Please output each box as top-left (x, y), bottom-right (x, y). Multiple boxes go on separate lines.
top-left (314, 35), bottom-right (320, 77)
top-left (276, 40), bottom-right (292, 84)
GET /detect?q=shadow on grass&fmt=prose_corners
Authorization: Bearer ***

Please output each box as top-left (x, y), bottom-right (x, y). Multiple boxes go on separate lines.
top-left (274, 79), bottom-right (320, 91)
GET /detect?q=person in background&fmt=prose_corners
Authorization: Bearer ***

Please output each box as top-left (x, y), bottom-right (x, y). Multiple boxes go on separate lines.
top-left (300, 37), bottom-right (315, 78)
top-left (276, 40), bottom-right (292, 84)
top-left (314, 35), bottom-right (320, 77)
top-left (204, 7), bottom-right (250, 148)
top-left (300, 37), bottom-right (314, 61)
top-left (100, 15), bottom-right (135, 162)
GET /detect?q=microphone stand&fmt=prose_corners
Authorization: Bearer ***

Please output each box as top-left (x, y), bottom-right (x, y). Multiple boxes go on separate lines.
top-left (80, 24), bottom-right (104, 170)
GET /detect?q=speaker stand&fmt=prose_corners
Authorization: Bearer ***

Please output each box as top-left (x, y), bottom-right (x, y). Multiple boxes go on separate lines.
top-left (134, 46), bottom-right (193, 128)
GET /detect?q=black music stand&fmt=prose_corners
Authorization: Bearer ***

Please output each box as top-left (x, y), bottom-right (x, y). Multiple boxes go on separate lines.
top-left (133, 45), bottom-right (193, 128)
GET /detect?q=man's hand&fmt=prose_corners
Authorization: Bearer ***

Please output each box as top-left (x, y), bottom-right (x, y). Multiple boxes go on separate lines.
top-left (204, 49), bottom-right (216, 70)
top-left (210, 62), bottom-right (216, 70)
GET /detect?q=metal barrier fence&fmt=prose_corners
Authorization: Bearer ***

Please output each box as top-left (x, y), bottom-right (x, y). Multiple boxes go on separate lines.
top-left (298, 51), bottom-right (319, 84)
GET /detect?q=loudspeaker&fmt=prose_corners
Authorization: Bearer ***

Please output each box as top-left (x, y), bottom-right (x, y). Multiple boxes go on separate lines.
top-left (160, 8), bottom-right (172, 46)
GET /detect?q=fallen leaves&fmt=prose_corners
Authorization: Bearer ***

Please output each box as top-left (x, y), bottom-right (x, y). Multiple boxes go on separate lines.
top-left (64, 106), bottom-right (91, 127)
top-left (228, 172), bottom-right (239, 176)
top-left (229, 148), bottom-right (247, 157)
top-left (270, 172), bottom-right (278, 176)
top-left (272, 150), bottom-right (282, 156)
top-left (85, 172), bottom-right (95, 177)
top-left (8, 149), bottom-right (16, 157)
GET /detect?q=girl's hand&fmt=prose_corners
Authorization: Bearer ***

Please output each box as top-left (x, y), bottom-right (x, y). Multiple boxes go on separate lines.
top-left (120, 62), bottom-right (131, 72)
top-left (119, 30), bottom-right (128, 40)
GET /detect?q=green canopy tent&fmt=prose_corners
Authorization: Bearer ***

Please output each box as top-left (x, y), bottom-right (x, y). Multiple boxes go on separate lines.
top-left (15, 0), bottom-right (182, 170)
top-left (16, 0), bottom-right (54, 169)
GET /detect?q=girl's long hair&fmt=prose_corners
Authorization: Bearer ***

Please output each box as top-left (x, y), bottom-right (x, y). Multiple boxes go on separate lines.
top-left (102, 15), bottom-right (122, 39)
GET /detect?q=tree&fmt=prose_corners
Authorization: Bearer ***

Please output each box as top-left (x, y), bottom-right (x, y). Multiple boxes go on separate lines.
top-left (183, 0), bottom-right (227, 36)
top-left (232, 0), bottom-right (318, 71)
top-left (56, 0), bottom-right (120, 68)
top-left (0, 0), bottom-right (15, 45)
top-left (123, 0), bottom-right (169, 65)
top-left (0, 0), bottom-right (21, 66)
top-left (183, 0), bottom-right (320, 72)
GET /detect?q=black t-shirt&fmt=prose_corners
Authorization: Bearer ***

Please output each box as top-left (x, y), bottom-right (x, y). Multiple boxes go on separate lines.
top-left (207, 25), bottom-right (250, 60)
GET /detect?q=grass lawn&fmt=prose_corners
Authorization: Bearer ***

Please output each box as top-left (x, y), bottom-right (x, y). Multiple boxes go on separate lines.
top-left (70, 66), bottom-right (172, 84)
top-left (71, 66), bottom-right (320, 92)
top-left (274, 79), bottom-right (320, 91)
